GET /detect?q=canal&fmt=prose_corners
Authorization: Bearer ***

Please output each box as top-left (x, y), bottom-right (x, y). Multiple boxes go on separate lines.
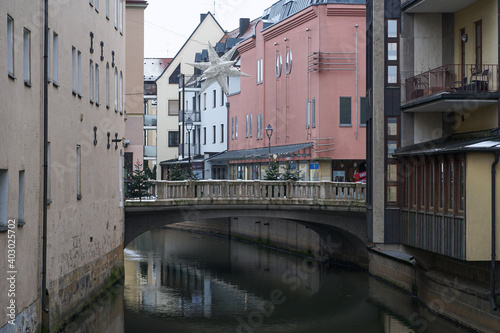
top-left (62, 228), bottom-right (471, 333)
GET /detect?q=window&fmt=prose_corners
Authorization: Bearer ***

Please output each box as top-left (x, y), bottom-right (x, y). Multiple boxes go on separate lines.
top-left (339, 97), bottom-right (351, 126)
top-left (386, 19), bottom-right (399, 85)
top-left (7, 16), bottom-right (14, 77)
top-left (246, 114), bottom-right (249, 138)
top-left (312, 98), bottom-right (316, 128)
top-left (168, 131), bottom-right (179, 147)
top-left (459, 161), bottom-right (465, 211)
top-left (76, 145), bottom-right (81, 200)
top-left (114, 0), bottom-right (118, 28)
top-left (213, 125), bottom-right (216, 143)
top-left (0, 170), bottom-right (8, 229)
top-left (114, 67), bottom-right (118, 111)
top-left (231, 117), bottom-right (234, 140)
top-left (52, 32), bottom-right (59, 85)
top-left (213, 89), bottom-right (216, 108)
top-left (23, 28), bottom-right (31, 85)
top-left (448, 162), bottom-right (454, 211)
top-left (77, 50), bottom-right (82, 96)
top-left (221, 88), bottom-right (224, 106)
top-left (119, 0), bottom-right (123, 33)
top-left (89, 60), bottom-right (94, 102)
top-left (106, 0), bottom-right (109, 18)
top-left (419, 164), bottom-right (425, 208)
top-left (47, 28), bottom-right (51, 81)
top-left (285, 50), bottom-right (292, 74)
top-left (259, 114), bottom-right (263, 139)
top-left (438, 161), bottom-right (444, 209)
top-left (168, 100), bottom-right (179, 116)
top-left (203, 127), bottom-right (207, 145)
top-left (257, 58), bottom-right (263, 84)
top-left (256, 115), bottom-right (261, 140)
top-left (203, 93), bottom-right (207, 110)
top-left (197, 95), bottom-right (201, 111)
top-left (119, 71), bottom-right (123, 114)
top-left (47, 142), bottom-right (51, 203)
top-left (106, 63), bottom-right (110, 107)
top-left (95, 64), bottom-right (99, 105)
top-left (72, 47), bottom-right (77, 93)
top-left (360, 97), bottom-right (367, 126)
top-left (95, 0), bottom-right (99, 12)
top-left (429, 163), bottom-right (434, 208)
top-left (89, 0), bottom-right (93, 6)
top-left (276, 54), bottom-right (282, 77)
top-left (18, 171), bottom-right (25, 226)
top-left (192, 96), bottom-right (196, 111)
top-left (249, 114), bottom-right (253, 137)
top-left (221, 124), bottom-right (224, 143)
top-left (475, 20), bottom-right (482, 69)
top-left (235, 116), bottom-right (238, 139)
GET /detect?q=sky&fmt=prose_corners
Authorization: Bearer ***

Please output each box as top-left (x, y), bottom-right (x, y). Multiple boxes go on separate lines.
top-left (143, 0), bottom-right (277, 58)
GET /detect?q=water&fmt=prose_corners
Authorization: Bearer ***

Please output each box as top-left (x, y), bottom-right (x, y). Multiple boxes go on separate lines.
top-left (62, 228), bottom-right (471, 333)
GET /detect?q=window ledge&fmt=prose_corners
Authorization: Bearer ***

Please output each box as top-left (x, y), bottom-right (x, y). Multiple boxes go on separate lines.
top-left (77, 195), bottom-right (82, 200)
top-left (52, 82), bottom-right (59, 88)
top-left (0, 224), bottom-right (7, 232)
top-left (24, 81), bottom-right (32, 88)
top-left (17, 220), bottom-right (25, 227)
top-left (8, 73), bottom-right (16, 80)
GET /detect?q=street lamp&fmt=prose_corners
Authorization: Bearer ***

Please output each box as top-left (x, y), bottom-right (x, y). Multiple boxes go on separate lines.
top-left (266, 124), bottom-right (273, 169)
top-left (185, 116), bottom-right (194, 174)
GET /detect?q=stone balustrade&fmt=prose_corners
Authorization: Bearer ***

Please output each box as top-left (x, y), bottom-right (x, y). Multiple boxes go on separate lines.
top-left (130, 180), bottom-right (366, 207)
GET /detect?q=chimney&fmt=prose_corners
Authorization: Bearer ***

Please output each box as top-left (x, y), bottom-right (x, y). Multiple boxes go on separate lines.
top-left (239, 18), bottom-right (250, 37)
top-left (200, 13), bottom-right (208, 23)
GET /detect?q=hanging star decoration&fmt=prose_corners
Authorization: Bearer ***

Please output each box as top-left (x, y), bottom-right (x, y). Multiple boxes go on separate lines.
top-left (187, 42), bottom-right (250, 96)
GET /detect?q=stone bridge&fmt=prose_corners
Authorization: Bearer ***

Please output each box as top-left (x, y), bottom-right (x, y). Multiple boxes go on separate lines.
top-left (125, 180), bottom-right (367, 264)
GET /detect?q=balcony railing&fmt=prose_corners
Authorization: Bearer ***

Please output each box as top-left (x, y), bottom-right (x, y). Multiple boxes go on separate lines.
top-left (144, 114), bottom-right (157, 127)
top-left (179, 111), bottom-right (201, 123)
top-left (144, 145), bottom-right (157, 158)
top-left (403, 64), bottom-right (498, 104)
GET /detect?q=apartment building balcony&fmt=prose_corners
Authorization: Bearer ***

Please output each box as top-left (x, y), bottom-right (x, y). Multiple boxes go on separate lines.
top-left (179, 111), bottom-right (201, 124)
top-left (402, 64), bottom-right (498, 112)
top-left (144, 145), bottom-right (157, 159)
top-left (401, 0), bottom-right (478, 13)
top-left (144, 114), bottom-right (157, 128)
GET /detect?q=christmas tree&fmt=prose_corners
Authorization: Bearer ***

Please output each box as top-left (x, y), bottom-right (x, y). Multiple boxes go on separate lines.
top-left (264, 161), bottom-right (281, 180)
top-left (280, 161), bottom-right (301, 181)
top-left (169, 163), bottom-right (188, 180)
top-left (127, 161), bottom-right (152, 199)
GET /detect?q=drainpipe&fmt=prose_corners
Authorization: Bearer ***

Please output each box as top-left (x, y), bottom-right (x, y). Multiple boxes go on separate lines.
top-left (42, 0), bottom-right (50, 329)
top-left (491, 151), bottom-right (499, 311)
top-left (355, 24), bottom-right (358, 140)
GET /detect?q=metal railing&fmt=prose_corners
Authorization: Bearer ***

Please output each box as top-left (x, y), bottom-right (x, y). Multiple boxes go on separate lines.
top-left (144, 145), bottom-right (156, 157)
top-left (403, 64), bottom-right (498, 103)
top-left (129, 180), bottom-right (366, 206)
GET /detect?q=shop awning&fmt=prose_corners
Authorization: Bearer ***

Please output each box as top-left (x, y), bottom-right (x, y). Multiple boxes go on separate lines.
top-left (207, 142), bottom-right (313, 162)
top-left (393, 129), bottom-right (500, 157)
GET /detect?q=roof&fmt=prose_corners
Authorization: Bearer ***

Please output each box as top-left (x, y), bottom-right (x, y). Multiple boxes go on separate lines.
top-left (207, 142), bottom-right (313, 162)
top-left (156, 12), bottom-right (225, 82)
top-left (144, 58), bottom-right (172, 81)
top-left (393, 129), bottom-right (500, 157)
top-left (223, 17), bottom-right (261, 40)
top-left (261, 0), bottom-right (365, 29)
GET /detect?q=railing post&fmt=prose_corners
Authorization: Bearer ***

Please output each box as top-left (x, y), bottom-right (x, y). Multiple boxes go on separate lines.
top-left (187, 180), bottom-right (195, 198)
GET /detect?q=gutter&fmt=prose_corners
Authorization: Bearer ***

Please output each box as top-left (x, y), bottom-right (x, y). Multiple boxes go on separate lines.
top-left (42, 0), bottom-right (50, 329)
top-left (491, 151), bottom-right (499, 311)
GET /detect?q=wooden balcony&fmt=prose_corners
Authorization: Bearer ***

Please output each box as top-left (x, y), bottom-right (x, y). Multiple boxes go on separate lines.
top-left (402, 64), bottom-right (498, 112)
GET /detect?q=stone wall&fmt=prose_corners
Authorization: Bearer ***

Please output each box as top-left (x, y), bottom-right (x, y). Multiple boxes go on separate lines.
top-left (0, 301), bottom-right (37, 333)
top-left (49, 245), bottom-right (124, 331)
top-left (369, 248), bottom-right (500, 333)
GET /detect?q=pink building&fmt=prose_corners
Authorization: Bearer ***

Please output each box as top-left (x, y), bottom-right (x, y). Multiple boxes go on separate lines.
top-left (223, 0), bottom-right (366, 181)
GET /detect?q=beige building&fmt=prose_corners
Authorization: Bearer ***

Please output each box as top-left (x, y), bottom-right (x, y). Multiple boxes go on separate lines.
top-left (1, 0), bottom-right (130, 331)
top-left (124, 1), bottom-right (148, 179)
top-left (156, 13), bottom-right (225, 179)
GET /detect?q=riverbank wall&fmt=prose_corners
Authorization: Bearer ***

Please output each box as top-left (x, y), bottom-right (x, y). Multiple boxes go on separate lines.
top-left (369, 245), bottom-right (500, 333)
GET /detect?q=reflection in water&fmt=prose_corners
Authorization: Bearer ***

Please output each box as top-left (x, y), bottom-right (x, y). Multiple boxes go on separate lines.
top-left (60, 228), bottom-right (469, 332)
top-left (122, 229), bottom-right (468, 333)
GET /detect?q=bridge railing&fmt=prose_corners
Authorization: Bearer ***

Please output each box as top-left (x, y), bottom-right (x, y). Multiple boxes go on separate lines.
top-left (147, 180), bottom-right (365, 203)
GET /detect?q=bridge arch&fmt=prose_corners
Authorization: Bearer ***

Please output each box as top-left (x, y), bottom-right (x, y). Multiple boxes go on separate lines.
top-left (125, 204), bottom-right (368, 267)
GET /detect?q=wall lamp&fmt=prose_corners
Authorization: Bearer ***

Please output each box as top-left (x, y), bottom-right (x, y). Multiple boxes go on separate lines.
top-left (461, 34), bottom-right (468, 42)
